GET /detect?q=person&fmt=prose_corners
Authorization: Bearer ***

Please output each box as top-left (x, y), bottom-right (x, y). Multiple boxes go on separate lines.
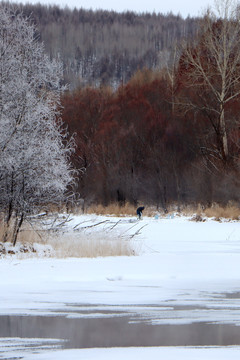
top-left (136, 206), bottom-right (145, 219)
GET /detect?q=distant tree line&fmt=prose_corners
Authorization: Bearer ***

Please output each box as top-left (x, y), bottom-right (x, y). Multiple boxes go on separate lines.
top-left (3, 1), bottom-right (199, 88)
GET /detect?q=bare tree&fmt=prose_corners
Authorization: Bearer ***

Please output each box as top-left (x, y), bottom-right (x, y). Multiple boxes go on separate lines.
top-left (0, 6), bottom-right (75, 245)
top-left (179, 0), bottom-right (240, 166)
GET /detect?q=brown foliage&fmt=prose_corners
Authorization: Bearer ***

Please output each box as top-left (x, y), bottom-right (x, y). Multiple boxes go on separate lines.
top-left (62, 71), bottom-right (199, 209)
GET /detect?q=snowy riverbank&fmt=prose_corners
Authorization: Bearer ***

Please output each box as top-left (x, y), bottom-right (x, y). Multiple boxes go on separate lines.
top-left (1, 214), bottom-right (240, 359)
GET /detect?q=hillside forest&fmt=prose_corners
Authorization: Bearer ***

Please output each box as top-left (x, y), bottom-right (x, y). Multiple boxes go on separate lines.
top-left (6, 1), bottom-right (240, 211)
top-left (10, 2), bottom-right (198, 89)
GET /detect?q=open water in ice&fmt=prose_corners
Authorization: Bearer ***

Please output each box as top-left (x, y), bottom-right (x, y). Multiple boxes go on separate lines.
top-left (1, 302), bottom-right (240, 352)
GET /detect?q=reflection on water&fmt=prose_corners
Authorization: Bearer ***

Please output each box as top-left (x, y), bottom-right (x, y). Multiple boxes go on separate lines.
top-left (1, 314), bottom-right (240, 348)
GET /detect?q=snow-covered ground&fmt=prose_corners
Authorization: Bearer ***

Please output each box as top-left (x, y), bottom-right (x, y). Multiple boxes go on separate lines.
top-left (1, 213), bottom-right (240, 359)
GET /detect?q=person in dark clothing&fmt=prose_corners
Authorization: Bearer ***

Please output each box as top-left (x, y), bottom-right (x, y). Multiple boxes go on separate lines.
top-left (136, 206), bottom-right (145, 219)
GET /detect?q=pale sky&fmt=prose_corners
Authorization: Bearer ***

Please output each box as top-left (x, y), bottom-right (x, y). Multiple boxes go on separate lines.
top-left (12, 0), bottom-right (215, 18)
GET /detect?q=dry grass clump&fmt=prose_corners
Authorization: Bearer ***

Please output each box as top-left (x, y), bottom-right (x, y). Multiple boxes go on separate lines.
top-left (182, 203), bottom-right (240, 221)
top-left (170, 203), bottom-right (240, 221)
top-left (180, 204), bottom-right (202, 217)
top-left (86, 202), bottom-right (137, 216)
top-left (49, 232), bottom-right (136, 258)
top-left (0, 221), bottom-right (43, 244)
top-left (0, 222), bottom-right (54, 258)
top-left (86, 202), bottom-right (157, 217)
top-left (18, 228), bottom-right (45, 244)
top-left (0, 221), bottom-right (137, 258)
top-left (143, 206), bottom-right (160, 217)
top-left (203, 204), bottom-right (240, 221)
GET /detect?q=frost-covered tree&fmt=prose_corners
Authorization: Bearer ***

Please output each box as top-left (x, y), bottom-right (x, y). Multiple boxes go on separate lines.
top-left (0, 6), bottom-right (75, 245)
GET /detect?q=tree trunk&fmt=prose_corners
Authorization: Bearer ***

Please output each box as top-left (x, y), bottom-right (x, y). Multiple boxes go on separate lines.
top-left (219, 108), bottom-right (228, 162)
top-left (2, 204), bottom-right (14, 243)
top-left (12, 213), bottom-right (24, 246)
top-left (3, 174), bottom-right (14, 242)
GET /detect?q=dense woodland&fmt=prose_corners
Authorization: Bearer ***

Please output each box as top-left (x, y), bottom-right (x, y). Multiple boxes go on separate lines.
top-left (2, 2), bottom-right (240, 211)
top-left (62, 69), bottom-right (240, 210)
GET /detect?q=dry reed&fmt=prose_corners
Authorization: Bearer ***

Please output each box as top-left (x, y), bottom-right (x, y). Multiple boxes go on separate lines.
top-left (203, 204), bottom-right (240, 221)
top-left (0, 222), bottom-right (137, 258)
top-left (86, 202), bottom-right (136, 216)
top-left (85, 202), bottom-right (157, 217)
top-left (49, 232), bottom-right (136, 258)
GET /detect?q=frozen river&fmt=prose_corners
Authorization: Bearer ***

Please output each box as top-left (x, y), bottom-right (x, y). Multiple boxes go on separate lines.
top-left (1, 214), bottom-right (240, 359)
